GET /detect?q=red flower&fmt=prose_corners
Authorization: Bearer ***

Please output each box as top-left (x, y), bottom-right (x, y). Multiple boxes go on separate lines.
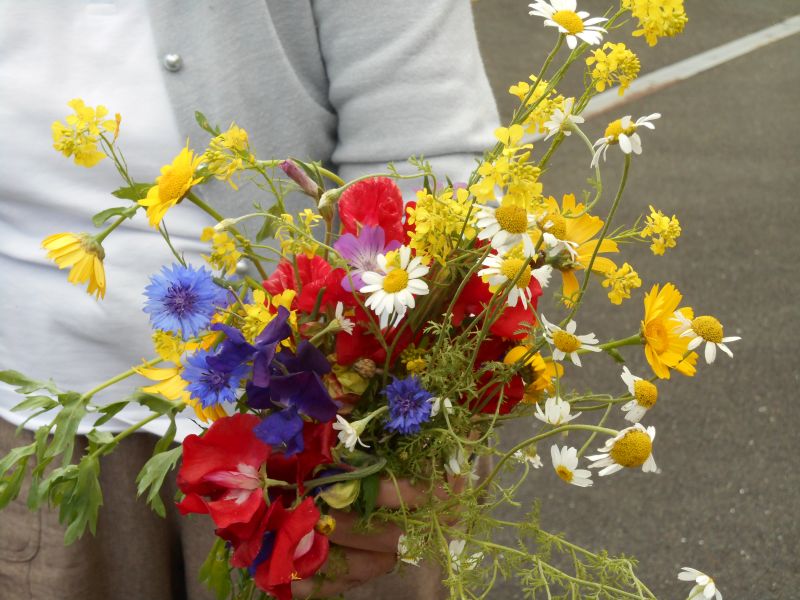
top-left (466, 337), bottom-right (525, 414)
top-left (263, 255), bottom-right (353, 313)
top-left (267, 420), bottom-right (335, 496)
top-left (338, 177), bottom-right (405, 243)
top-left (176, 413), bottom-right (270, 529)
top-left (334, 305), bottom-right (416, 366)
top-left (451, 273), bottom-right (542, 341)
top-left (251, 498), bottom-right (329, 600)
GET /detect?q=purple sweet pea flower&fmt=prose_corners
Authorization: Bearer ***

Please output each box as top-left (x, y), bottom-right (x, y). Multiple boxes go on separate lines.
top-left (254, 405), bottom-right (305, 455)
top-left (334, 225), bottom-right (401, 292)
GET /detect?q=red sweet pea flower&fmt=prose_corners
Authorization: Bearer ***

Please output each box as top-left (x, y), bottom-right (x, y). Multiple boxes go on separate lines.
top-left (334, 305), bottom-right (416, 366)
top-left (466, 337), bottom-right (525, 414)
top-left (264, 255), bottom-right (353, 313)
top-left (267, 420), bottom-right (335, 496)
top-left (176, 413), bottom-right (270, 529)
top-left (451, 273), bottom-right (542, 341)
top-left (251, 498), bottom-right (329, 600)
top-left (338, 177), bottom-right (405, 243)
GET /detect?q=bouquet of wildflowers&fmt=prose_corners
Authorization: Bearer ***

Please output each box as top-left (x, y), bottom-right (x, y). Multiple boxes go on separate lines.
top-left (1, 2), bottom-right (731, 599)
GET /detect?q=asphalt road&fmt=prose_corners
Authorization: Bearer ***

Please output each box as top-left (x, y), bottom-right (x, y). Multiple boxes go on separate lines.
top-left (471, 1), bottom-right (800, 598)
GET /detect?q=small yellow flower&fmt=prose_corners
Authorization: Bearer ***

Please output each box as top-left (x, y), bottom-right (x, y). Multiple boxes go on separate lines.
top-left (51, 98), bottom-right (117, 167)
top-left (200, 227), bottom-right (242, 276)
top-left (202, 123), bottom-right (252, 189)
top-left (508, 78), bottom-right (566, 135)
top-left (640, 205), bottom-right (681, 255)
top-left (622, 0), bottom-right (688, 46)
top-left (407, 187), bottom-right (476, 265)
top-left (586, 42), bottom-right (641, 95)
top-left (42, 232), bottom-right (106, 299)
top-left (601, 262), bottom-right (642, 305)
top-left (139, 145), bottom-right (203, 228)
top-left (240, 289), bottom-right (297, 343)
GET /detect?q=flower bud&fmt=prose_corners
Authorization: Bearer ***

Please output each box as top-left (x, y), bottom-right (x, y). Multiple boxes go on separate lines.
top-left (352, 358), bottom-right (377, 379)
top-left (280, 159), bottom-right (321, 199)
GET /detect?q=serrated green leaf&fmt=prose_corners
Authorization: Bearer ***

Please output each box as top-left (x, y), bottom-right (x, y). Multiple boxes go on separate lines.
top-left (60, 456), bottom-right (103, 544)
top-left (199, 538), bottom-right (233, 600)
top-left (111, 182), bottom-right (152, 201)
top-left (0, 457), bottom-right (30, 509)
top-left (86, 429), bottom-right (115, 452)
top-left (125, 391), bottom-right (178, 415)
top-left (154, 417), bottom-right (177, 455)
top-left (0, 442), bottom-right (36, 477)
top-left (44, 392), bottom-right (86, 466)
top-left (0, 370), bottom-right (60, 395)
top-left (92, 400), bottom-right (129, 427)
top-left (136, 445), bottom-right (182, 517)
top-left (11, 395), bottom-right (58, 413)
top-left (91, 204), bottom-right (138, 227)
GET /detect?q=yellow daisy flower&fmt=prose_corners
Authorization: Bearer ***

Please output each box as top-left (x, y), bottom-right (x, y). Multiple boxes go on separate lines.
top-left (641, 283), bottom-right (698, 379)
top-left (536, 194), bottom-right (619, 306)
top-left (139, 145), bottom-right (203, 228)
top-left (42, 232), bottom-right (106, 299)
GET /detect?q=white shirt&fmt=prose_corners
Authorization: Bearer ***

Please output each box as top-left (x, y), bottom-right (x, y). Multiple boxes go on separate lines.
top-left (0, 0), bottom-right (211, 440)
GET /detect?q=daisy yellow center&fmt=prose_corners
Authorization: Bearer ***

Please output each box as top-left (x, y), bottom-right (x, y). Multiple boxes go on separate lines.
top-left (644, 321), bottom-right (669, 353)
top-left (609, 430), bottom-right (652, 468)
top-left (552, 330), bottom-right (582, 353)
top-left (555, 465), bottom-right (574, 482)
top-left (543, 212), bottom-right (566, 240)
top-left (383, 268), bottom-right (409, 293)
top-left (633, 380), bottom-right (658, 408)
top-left (604, 119), bottom-right (637, 143)
top-left (552, 10), bottom-right (585, 35)
top-left (494, 205), bottom-right (529, 235)
top-left (158, 162), bottom-right (193, 202)
top-left (500, 258), bottom-right (532, 289)
top-left (691, 315), bottom-right (723, 343)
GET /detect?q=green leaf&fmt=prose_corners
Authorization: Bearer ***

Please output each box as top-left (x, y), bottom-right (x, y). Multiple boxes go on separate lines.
top-left (359, 472), bottom-right (380, 519)
top-left (0, 456), bottom-right (30, 509)
top-left (199, 538), bottom-right (233, 600)
top-left (91, 204), bottom-right (138, 227)
top-left (125, 391), bottom-right (178, 415)
top-left (86, 429), bottom-right (115, 453)
top-left (111, 182), bottom-right (152, 201)
top-left (92, 400), bottom-right (130, 427)
top-left (60, 456), bottom-right (103, 544)
top-left (136, 445), bottom-right (182, 518)
top-left (0, 442), bottom-right (36, 477)
top-left (11, 395), bottom-right (58, 413)
top-left (0, 370), bottom-right (59, 395)
top-left (195, 111), bottom-right (221, 136)
top-left (44, 392), bottom-right (86, 466)
top-left (154, 416), bottom-right (177, 455)
top-left (604, 348), bottom-right (626, 364)
top-left (255, 203), bottom-right (285, 242)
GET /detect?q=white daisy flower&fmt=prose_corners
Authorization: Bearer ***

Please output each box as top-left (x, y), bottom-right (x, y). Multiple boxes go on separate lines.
top-left (478, 252), bottom-right (536, 308)
top-left (534, 396), bottom-right (579, 426)
top-left (360, 245), bottom-right (429, 328)
top-left (620, 366), bottom-right (658, 423)
top-left (550, 445), bottom-right (593, 487)
top-left (513, 447), bottom-right (544, 468)
top-left (543, 97), bottom-right (585, 140)
top-left (540, 314), bottom-right (601, 367)
top-left (673, 312), bottom-right (741, 364)
top-left (587, 423), bottom-right (658, 476)
top-left (429, 396), bottom-right (454, 418)
top-left (476, 202), bottom-right (537, 256)
top-left (448, 539), bottom-right (483, 573)
top-left (397, 534), bottom-right (421, 566)
top-left (591, 113), bottom-right (661, 167)
top-left (528, 0), bottom-right (608, 49)
top-left (678, 567), bottom-right (722, 600)
top-left (444, 447), bottom-right (477, 481)
top-left (334, 301), bottom-right (354, 335)
top-left (532, 264), bottom-right (553, 288)
top-left (332, 414), bottom-right (369, 452)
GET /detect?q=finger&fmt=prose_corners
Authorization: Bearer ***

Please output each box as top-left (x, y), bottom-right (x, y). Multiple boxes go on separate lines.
top-left (327, 509), bottom-right (403, 553)
top-left (375, 474), bottom-right (464, 510)
top-left (291, 546), bottom-right (396, 598)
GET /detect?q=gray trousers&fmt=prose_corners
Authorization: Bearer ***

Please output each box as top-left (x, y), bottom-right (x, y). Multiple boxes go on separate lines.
top-left (0, 419), bottom-right (445, 599)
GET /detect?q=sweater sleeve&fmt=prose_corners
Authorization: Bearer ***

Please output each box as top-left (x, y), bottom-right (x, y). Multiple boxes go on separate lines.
top-left (311, 0), bottom-right (500, 191)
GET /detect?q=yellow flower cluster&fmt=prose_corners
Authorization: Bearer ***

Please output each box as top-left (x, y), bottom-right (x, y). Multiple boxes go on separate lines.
top-left (622, 0), bottom-right (688, 46)
top-left (470, 125), bottom-right (542, 209)
top-left (586, 43), bottom-right (641, 95)
top-left (240, 289), bottom-right (297, 343)
top-left (51, 99), bottom-right (118, 168)
top-left (202, 123), bottom-right (252, 189)
top-left (602, 262), bottom-right (642, 305)
top-left (41, 232), bottom-right (106, 299)
top-left (509, 78), bottom-right (565, 134)
top-left (640, 205), bottom-right (681, 255)
top-left (200, 227), bottom-right (242, 276)
top-left (276, 209), bottom-right (322, 258)
top-left (406, 187), bottom-right (476, 265)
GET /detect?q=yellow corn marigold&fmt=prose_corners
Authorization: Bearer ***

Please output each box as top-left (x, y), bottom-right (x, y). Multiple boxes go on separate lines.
top-left (42, 232), bottom-right (106, 299)
top-left (641, 283), bottom-right (697, 379)
top-left (139, 145), bottom-right (203, 228)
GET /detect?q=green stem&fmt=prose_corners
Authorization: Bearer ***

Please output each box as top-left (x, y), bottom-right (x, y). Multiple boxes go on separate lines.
top-left (82, 357), bottom-right (161, 401)
top-left (598, 334), bottom-right (643, 350)
top-left (94, 214), bottom-right (128, 243)
top-left (87, 411), bottom-right (168, 460)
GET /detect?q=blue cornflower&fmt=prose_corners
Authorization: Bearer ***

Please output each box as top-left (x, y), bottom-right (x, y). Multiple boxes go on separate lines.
top-left (183, 349), bottom-right (248, 407)
top-left (143, 263), bottom-right (226, 339)
top-left (383, 376), bottom-right (433, 435)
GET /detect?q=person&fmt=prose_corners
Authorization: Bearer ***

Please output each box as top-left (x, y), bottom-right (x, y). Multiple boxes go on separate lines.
top-left (0, 1), bottom-right (499, 598)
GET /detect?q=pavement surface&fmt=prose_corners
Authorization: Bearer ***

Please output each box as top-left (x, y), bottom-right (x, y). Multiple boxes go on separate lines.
top-left (471, 1), bottom-right (800, 598)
